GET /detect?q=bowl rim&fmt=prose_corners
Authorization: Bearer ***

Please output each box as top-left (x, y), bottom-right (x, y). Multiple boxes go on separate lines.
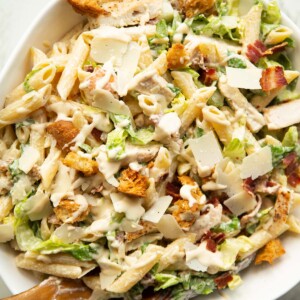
top-left (0, 1), bottom-right (300, 298)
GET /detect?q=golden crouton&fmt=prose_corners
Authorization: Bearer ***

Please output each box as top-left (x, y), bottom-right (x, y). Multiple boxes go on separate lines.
top-left (172, 199), bottom-right (201, 230)
top-left (177, 0), bottom-right (216, 18)
top-left (126, 220), bottom-right (157, 242)
top-left (117, 168), bottom-right (149, 198)
top-left (63, 152), bottom-right (98, 176)
top-left (255, 239), bottom-right (286, 265)
top-left (273, 188), bottom-right (292, 224)
top-left (167, 44), bottom-right (189, 70)
top-left (67, 0), bottom-right (107, 17)
top-left (178, 175), bottom-right (204, 202)
top-left (54, 199), bottom-right (90, 224)
top-left (47, 120), bottom-right (79, 153)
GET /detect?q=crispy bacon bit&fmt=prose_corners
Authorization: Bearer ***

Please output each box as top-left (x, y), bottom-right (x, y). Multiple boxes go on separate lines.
top-left (201, 230), bottom-right (226, 245)
top-left (214, 273), bottom-right (233, 290)
top-left (166, 43), bottom-right (189, 69)
top-left (206, 239), bottom-right (217, 253)
top-left (166, 182), bottom-right (181, 202)
top-left (91, 128), bottom-right (102, 142)
top-left (207, 196), bottom-right (220, 207)
top-left (246, 40), bottom-right (267, 64)
top-left (260, 66), bottom-right (288, 92)
top-left (243, 177), bottom-right (256, 194)
top-left (282, 152), bottom-right (300, 187)
top-left (263, 42), bottom-right (288, 56)
top-left (255, 239), bottom-right (286, 265)
top-left (200, 68), bottom-right (218, 86)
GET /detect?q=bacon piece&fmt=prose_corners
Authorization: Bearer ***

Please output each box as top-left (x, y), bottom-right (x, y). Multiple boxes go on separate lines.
top-left (263, 42), bottom-right (288, 56)
top-left (246, 40), bottom-right (267, 64)
top-left (206, 239), bottom-right (217, 253)
top-left (200, 68), bottom-right (218, 86)
top-left (283, 152), bottom-right (298, 168)
top-left (91, 128), bottom-right (102, 142)
top-left (243, 177), bottom-right (256, 194)
top-left (166, 182), bottom-right (181, 202)
top-left (260, 66), bottom-right (288, 92)
top-left (201, 230), bottom-right (225, 246)
top-left (214, 273), bottom-right (233, 290)
top-left (282, 152), bottom-right (300, 187)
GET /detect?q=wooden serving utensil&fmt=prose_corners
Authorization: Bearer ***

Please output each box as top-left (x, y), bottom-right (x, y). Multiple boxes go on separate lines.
top-left (2, 277), bottom-right (92, 300)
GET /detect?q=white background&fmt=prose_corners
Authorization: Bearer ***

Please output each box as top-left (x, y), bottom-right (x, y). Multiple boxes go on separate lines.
top-left (0, 0), bottom-right (299, 298)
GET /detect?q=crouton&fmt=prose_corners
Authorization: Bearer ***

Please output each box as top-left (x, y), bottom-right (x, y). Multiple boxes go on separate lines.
top-left (126, 220), bottom-right (157, 242)
top-left (178, 0), bottom-right (216, 18)
top-left (47, 120), bottom-right (79, 152)
top-left (273, 188), bottom-right (292, 224)
top-left (63, 152), bottom-right (98, 176)
top-left (178, 175), bottom-right (204, 202)
top-left (172, 199), bottom-right (201, 230)
top-left (54, 199), bottom-right (90, 224)
top-left (117, 168), bottom-right (149, 198)
top-left (167, 43), bottom-right (189, 70)
top-left (255, 239), bottom-right (286, 265)
top-left (67, 0), bottom-right (107, 17)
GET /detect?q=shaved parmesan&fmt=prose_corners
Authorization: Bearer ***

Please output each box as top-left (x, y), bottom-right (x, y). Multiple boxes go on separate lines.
top-left (224, 191), bottom-right (257, 216)
top-left (264, 99), bottom-right (300, 130)
top-left (0, 223), bottom-right (14, 243)
top-left (91, 26), bottom-right (131, 66)
top-left (18, 146), bottom-right (40, 174)
top-left (110, 193), bottom-right (145, 220)
top-left (241, 147), bottom-right (273, 180)
top-left (53, 224), bottom-right (84, 244)
top-left (190, 131), bottom-right (223, 168)
top-left (142, 196), bottom-right (172, 223)
top-left (117, 42), bottom-right (141, 96)
top-left (156, 215), bottom-right (185, 239)
top-left (226, 67), bottom-right (262, 90)
top-left (93, 89), bottom-right (131, 116)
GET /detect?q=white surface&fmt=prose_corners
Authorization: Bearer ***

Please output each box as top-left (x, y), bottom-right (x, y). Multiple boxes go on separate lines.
top-left (0, 0), bottom-right (300, 299)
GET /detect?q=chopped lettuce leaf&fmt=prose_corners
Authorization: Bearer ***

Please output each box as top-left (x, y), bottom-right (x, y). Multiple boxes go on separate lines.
top-left (223, 138), bottom-right (246, 162)
top-left (106, 128), bottom-right (128, 160)
top-left (282, 126), bottom-right (298, 147)
top-left (165, 93), bottom-right (187, 115)
top-left (207, 90), bottom-right (225, 108)
top-left (15, 118), bottom-right (35, 129)
top-left (261, 23), bottom-right (279, 39)
top-left (8, 160), bottom-right (23, 180)
top-left (23, 69), bottom-right (41, 93)
top-left (270, 145), bottom-right (294, 166)
top-left (129, 127), bottom-right (155, 145)
top-left (277, 89), bottom-right (300, 102)
top-left (213, 217), bottom-right (241, 233)
top-left (196, 127), bottom-right (205, 138)
top-left (156, 19), bottom-right (168, 38)
top-left (79, 143), bottom-right (93, 153)
top-left (155, 273), bottom-right (182, 291)
top-left (201, 15), bottom-right (241, 41)
top-left (262, 0), bottom-right (281, 24)
top-left (168, 83), bottom-right (181, 97)
top-left (149, 19), bottom-right (170, 54)
top-left (216, 0), bottom-right (240, 16)
top-left (185, 14), bottom-right (208, 34)
top-left (227, 52), bottom-right (247, 69)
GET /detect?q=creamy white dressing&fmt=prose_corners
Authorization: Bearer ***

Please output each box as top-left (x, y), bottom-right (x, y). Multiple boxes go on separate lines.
top-left (154, 112), bottom-right (181, 141)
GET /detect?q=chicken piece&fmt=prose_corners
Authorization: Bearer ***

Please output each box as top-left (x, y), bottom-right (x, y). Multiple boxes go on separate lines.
top-left (47, 120), bottom-right (79, 152)
top-left (167, 43), bottom-right (189, 70)
top-left (255, 239), bottom-right (286, 265)
top-left (117, 168), bottom-right (149, 198)
top-left (125, 220), bottom-right (157, 242)
top-left (177, 0), bottom-right (215, 18)
top-left (67, 0), bottom-right (108, 17)
top-left (63, 152), bottom-right (98, 176)
top-left (130, 71), bottom-right (175, 104)
top-left (68, 0), bottom-right (163, 27)
top-left (172, 199), bottom-right (201, 230)
top-left (273, 188), bottom-right (292, 224)
top-left (54, 199), bottom-right (90, 224)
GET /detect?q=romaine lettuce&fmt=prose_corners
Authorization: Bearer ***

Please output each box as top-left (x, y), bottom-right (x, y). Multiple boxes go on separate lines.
top-left (262, 0), bottom-right (281, 24)
top-left (223, 138), bottom-right (246, 162)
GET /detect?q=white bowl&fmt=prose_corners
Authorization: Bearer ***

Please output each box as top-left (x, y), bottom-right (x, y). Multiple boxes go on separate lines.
top-left (0, 1), bottom-right (299, 299)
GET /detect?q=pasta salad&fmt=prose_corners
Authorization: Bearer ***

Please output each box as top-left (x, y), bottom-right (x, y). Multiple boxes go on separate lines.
top-left (0, 0), bottom-right (300, 299)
